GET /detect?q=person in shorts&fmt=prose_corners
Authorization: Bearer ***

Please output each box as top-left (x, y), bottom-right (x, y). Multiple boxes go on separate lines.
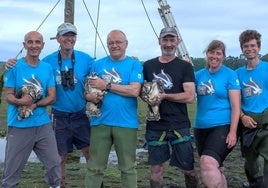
top-left (44, 23), bottom-right (94, 187)
top-left (194, 40), bottom-right (241, 187)
top-left (141, 27), bottom-right (198, 188)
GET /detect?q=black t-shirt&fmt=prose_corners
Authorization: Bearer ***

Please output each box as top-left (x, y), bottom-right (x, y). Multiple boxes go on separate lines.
top-left (143, 57), bottom-right (195, 131)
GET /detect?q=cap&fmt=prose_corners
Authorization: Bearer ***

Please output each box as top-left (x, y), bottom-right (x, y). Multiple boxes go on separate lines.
top-left (159, 27), bottom-right (178, 38)
top-left (57, 23), bottom-right (77, 35)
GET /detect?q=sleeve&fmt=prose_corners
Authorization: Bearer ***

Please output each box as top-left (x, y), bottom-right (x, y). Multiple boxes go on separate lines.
top-left (47, 64), bottom-right (56, 88)
top-left (228, 70), bottom-right (240, 90)
top-left (183, 62), bottom-right (195, 83)
top-left (130, 60), bottom-right (143, 83)
top-left (4, 68), bottom-right (16, 88)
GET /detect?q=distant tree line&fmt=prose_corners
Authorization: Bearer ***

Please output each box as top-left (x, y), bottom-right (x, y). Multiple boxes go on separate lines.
top-left (2, 54), bottom-right (268, 72)
top-left (192, 53), bottom-right (268, 72)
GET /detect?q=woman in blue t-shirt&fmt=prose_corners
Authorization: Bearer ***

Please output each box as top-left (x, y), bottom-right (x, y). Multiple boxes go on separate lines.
top-left (194, 40), bottom-right (241, 187)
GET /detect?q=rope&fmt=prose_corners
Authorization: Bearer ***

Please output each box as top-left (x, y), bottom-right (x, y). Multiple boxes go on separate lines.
top-left (16, 0), bottom-right (62, 58)
top-left (82, 0), bottom-right (108, 56)
top-left (0, 0), bottom-right (62, 103)
top-left (140, 0), bottom-right (159, 40)
top-left (92, 0), bottom-right (101, 59)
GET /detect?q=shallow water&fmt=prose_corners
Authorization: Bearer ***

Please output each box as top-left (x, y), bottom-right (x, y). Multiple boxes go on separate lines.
top-left (0, 138), bottom-right (39, 163)
top-left (0, 138), bottom-right (148, 165)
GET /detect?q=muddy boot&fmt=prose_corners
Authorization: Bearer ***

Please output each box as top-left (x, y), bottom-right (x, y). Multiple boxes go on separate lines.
top-left (150, 179), bottom-right (163, 188)
top-left (184, 174), bottom-right (198, 188)
top-left (245, 169), bottom-right (264, 188)
top-left (249, 176), bottom-right (264, 188)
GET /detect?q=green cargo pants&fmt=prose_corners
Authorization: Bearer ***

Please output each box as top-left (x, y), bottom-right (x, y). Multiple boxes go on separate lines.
top-left (85, 125), bottom-right (137, 188)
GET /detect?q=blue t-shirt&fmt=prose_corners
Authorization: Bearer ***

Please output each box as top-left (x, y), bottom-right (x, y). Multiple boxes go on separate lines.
top-left (42, 50), bottom-right (94, 112)
top-left (90, 56), bottom-right (143, 129)
top-left (236, 61), bottom-right (268, 114)
top-left (4, 58), bottom-right (55, 128)
top-left (194, 65), bottom-right (240, 128)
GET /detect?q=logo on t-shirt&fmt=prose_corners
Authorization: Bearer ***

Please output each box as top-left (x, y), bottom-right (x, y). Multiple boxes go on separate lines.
top-left (103, 68), bottom-right (122, 84)
top-left (197, 79), bottom-right (215, 96)
top-left (243, 77), bottom-right (262, 97)
top-left (152, 69), bottom-right (173, 89)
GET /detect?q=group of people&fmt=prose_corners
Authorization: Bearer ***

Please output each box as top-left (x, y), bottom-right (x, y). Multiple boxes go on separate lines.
top-left (1, 22), bottom-right (268, 188)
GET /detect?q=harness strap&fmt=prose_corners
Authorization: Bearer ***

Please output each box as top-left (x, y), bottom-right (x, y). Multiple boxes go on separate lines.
top-left (159, 131), bottom-right (167, 142)
top-left (147, 130), bottom-right (194, 146)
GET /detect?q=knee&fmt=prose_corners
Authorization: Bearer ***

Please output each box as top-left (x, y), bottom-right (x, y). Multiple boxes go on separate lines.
top-left (200, 156), bottom-right (218, 176)
top-left (151, 164), bottom-right (164, 181)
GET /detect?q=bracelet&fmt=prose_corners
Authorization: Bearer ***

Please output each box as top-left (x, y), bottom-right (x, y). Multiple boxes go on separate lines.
top-left (240, 114), bottom-right (245, 119)
top-left (105, 82), bottom-right (112, 92)
top-left (35, 102), bottom-right (39, 107)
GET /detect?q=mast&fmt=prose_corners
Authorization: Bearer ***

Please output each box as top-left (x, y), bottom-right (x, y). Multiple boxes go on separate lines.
top-left (157, 0), bottom-right (192, 63)
top-left (64, 0), bottom-right (75, 23)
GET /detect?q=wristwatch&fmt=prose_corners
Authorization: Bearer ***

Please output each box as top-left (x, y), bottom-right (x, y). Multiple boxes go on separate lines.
top-left (105, 82), bottom-right (112, 92)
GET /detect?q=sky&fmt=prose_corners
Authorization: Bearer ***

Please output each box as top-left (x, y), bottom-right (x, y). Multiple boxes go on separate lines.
top-left (0, 0), bottom-right (268, 62)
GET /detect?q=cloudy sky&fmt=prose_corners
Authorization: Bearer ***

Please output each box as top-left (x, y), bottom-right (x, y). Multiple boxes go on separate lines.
top-left (0, 0), bottom-right (267, 62)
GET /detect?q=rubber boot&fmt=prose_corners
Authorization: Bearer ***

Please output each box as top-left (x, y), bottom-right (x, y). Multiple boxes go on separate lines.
top-left (250, 176), bottom-right (264, 188)
top-left (184, 174), bottom-right (198, 188)
top-left (245, 169), bottom-right (264, 188)
top-left (150, 179), bottom-right (163, 188)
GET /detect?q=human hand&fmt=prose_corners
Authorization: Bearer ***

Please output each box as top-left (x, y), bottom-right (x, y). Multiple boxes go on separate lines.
top-left (226, 131), bottom-right (237, 149)
top-left (89, 78), bottom-right (106, 91)
top-left (85, 92), bottom-right (103, 104)
top-left (20, 95), bottom-right (34, 106)
top-left (241, 115), bottom-right (257, 129)
top-left (5, 58), bottom-right (17, 70)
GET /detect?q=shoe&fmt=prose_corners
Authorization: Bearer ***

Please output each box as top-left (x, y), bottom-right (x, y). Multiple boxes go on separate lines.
top-left (242, 181), bottom-right (250, 188)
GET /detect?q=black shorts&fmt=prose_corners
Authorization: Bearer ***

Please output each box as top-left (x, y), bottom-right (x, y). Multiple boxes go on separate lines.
top-left (51, 108), bottom-right (91, 156)
top-left (145, 128), bottom-right (195, 171)
top-left (194, 125), bottom-right (233, 166)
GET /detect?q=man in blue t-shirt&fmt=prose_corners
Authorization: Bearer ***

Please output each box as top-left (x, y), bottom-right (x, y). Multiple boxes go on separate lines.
top-left (84, 30), bottom-right (143, 188)
top-left (236, 29), bottom-right (268, 188)
top-left (5, 23), bottom-right (94, 188)
top-left (2, 31), bottom-right (61, 188)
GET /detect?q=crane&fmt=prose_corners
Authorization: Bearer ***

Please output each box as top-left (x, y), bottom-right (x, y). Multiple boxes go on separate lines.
top-left (157, 0), bottom-right (192, 63)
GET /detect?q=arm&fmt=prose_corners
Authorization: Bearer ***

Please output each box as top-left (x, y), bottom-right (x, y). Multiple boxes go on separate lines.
top-left (159, 82), bottom-right (195, 104)
top-left (5, 58), bottom-right (17, 70)
top-left (109, 82), bottom-right (141, 97)
top-left (88, 77), bottom-right (141, 97)
top-left (5, 87), bottom-right (33, 106)
top-left (35, 87), bottom-right (56, 107)
top-left (226, 89), bottom-right (241, 148)
top-left (240, 111), bottom-right (258, 129)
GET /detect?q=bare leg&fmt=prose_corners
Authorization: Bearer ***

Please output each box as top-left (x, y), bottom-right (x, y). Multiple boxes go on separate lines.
top-left (150, 164), bottom-right (164, 188)
top-left (81, 146), bottom-right (90, 162)
top-left (60, 154), bottom-right (68, 188)
top-left (200, 155), bottom-right (227, 188)
top-left (183, 169), bottom-right (199, 188)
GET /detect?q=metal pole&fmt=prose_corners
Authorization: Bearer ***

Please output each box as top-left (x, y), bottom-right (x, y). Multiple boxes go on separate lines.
top-left (64, 0), bottom-right (75, 24)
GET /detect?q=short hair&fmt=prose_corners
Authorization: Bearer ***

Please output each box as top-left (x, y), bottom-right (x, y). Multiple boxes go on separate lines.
top-left (204, 40), bottom-right (226, 57)
top-left (239, 30), bottom-right (261, 49)
top-left (107, 29), bottom-right (127, 41)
